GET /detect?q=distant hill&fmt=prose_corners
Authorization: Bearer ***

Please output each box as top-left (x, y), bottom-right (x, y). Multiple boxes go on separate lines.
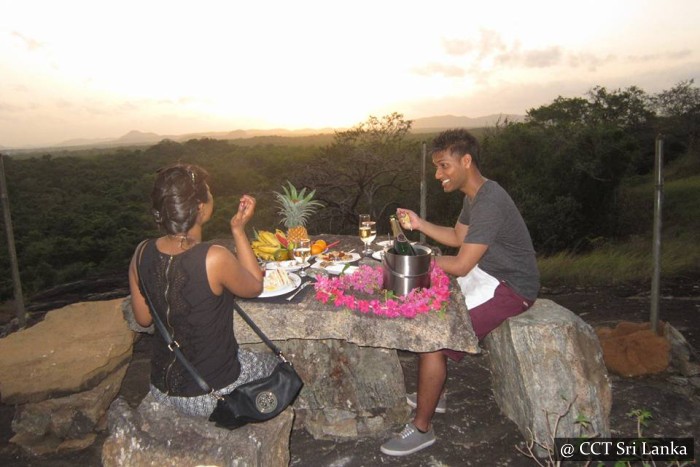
top-left (49, 127), bottom-right (340, 150)
top-left (411, 114), bottom-right (524, 132)
top-left (3, 114), bottom-right (525, 153)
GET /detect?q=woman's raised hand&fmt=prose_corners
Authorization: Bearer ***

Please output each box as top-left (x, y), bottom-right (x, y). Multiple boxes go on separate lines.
top-left (231, 194), bottom-right (256, 231)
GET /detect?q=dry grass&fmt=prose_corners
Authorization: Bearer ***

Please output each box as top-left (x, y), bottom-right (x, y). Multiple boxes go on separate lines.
top-left (538, 233), bottom-right (700, 287)
top-left (540, 166), bottom-right (700, 288)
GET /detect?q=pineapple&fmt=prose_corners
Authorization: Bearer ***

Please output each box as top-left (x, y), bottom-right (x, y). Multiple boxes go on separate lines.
top-left (274, 181), bottom-right (323, 244)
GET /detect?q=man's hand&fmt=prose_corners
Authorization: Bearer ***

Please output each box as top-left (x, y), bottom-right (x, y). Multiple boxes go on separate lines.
top-left (396, 208), bottom-right (420, 231)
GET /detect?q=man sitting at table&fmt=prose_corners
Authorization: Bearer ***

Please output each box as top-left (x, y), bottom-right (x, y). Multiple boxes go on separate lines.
top-left (380, 128), bottom-right (540, 457)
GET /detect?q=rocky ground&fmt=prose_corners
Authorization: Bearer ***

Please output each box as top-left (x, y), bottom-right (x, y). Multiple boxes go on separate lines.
top-left (0, 276), bottom-right (698, 466)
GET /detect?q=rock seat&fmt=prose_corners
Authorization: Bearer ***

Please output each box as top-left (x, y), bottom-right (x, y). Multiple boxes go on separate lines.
top-left (102, 393), bottom-right (294, 467)
top-left (484, 299), bottom-right (612, 456)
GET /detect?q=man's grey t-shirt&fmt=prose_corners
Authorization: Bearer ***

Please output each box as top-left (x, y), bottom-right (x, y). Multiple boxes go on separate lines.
top-left (458, 180), bottom-right (540, 300)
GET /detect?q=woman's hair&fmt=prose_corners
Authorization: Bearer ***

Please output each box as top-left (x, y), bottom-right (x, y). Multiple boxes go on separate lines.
top-left (151, 163), bottom-right (210, 235)
top-left (430, 129), bottom-right (481, 169)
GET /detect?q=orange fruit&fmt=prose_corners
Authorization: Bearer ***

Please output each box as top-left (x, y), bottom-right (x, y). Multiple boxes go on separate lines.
top-left (311, 243), bottom-right (325, 255)
top-left (313, 239), bottom-right (327, 250)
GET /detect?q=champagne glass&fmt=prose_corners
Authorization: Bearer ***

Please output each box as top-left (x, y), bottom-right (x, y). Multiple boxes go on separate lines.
top-left (293, 238), bottom-right (311, 277)
top-left (358, 214), bottom-right (377, 256)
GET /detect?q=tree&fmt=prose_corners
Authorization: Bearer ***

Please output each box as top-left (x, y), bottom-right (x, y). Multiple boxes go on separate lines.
top-left (526, 96), bottom-right (590, 127)
top-left (298, 113), bottom-right (420, 235)
top-left (653, 79), bottom-right (700, 155)
top-left (486, 98), bottom-right (638, 252)
top-left (586, 85), bottom-right (654, 129)
top-left (654, 79), bottom-right (700, 117)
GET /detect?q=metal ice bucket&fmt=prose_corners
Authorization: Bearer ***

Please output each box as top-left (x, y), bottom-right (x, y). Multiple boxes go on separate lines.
top-left (382, 244), bottom-right (432, 296)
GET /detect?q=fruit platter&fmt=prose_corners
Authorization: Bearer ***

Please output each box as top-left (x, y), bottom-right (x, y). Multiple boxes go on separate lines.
top-left (251, 229), bottom-right (295, 261)
top-left (249, 181), bottom-right (362, 279)
top-left (251, 229), bottom-right (332, 262)
top-left (251, 181), bottom-right (327, 262)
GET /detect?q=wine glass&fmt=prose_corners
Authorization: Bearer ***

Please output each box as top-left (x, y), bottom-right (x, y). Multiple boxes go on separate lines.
top-left (358, 214), bottom-right (377, 256)
top-left (292, 238), bottom-right (311, 277)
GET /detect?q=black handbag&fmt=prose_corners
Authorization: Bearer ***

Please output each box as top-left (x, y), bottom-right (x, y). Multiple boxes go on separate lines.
top-left (208, 301), bottom-right (304, 429)
top-left (136, 240), bottom-right (303, 429)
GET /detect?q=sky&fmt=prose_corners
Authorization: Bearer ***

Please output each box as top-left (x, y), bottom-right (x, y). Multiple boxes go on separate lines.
top-left (1, 0), bottom-right (699, 148)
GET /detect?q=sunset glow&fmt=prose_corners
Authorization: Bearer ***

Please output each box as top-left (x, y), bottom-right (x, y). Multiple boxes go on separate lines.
top-left (1, 0), bottom-right (698, 147)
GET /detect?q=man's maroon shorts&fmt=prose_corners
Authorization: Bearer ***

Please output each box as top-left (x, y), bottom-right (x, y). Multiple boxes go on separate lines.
top-left (442, 281), bottom-right (534, 362)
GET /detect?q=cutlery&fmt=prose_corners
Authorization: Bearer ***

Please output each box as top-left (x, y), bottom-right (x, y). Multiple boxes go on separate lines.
top-left (286, 281), bottom-right (312, 301)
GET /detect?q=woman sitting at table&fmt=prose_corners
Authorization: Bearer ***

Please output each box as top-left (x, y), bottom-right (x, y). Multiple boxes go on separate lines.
top-left (128, 162), bottom-right (277, 417)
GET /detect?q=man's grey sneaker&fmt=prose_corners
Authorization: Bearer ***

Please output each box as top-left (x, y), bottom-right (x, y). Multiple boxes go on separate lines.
top-left (380, 423), bottom-right (436, 456)
top-left (406, 392), bottom-right (447, 414)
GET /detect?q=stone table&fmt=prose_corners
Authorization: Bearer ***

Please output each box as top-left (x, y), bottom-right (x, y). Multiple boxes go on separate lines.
top-left (225, 234), bottom-right (479, 439)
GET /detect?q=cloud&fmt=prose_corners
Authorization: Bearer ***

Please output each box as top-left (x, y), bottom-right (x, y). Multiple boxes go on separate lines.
top-left (442, 38), bottom-right (474, 56)
top-left (442, 29), bottom-right (507, 59)
top-left (522, 47), bottom-right (563, 68)
top-left (55, 99), bottom-right (75, 109)
top-left (420, 27), bottom-right (643, 78)
top-left (118, 101), bottom-right (139, 112)
top-left (626, 49), bottom-right (693, 62)
top-left (10, 31), bottom-right (44, 51)
top-left (0, 102), bottom-right (25, 113)
top-left (493, 45), bottom-right (563, 68)
top-left (567, 52), bottom-right (617, 72)
top-left (430, 31), bottom-right (568, 78)
top-left (412, 63), bottom-right (466, 78)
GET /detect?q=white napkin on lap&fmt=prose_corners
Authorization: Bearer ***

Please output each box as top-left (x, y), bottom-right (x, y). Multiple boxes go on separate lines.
top-left (457, 265), bottom-right (500, 310)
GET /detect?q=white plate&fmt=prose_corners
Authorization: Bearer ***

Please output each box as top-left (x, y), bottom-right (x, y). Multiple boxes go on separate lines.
top-left (259, 272), bottom-right (302, 298)
top-left (314, 252), bottom-right (361, 264)
top-left (265, 260), bottom-right (309, 272)
top-left (310, 263), bottom-right (359, 275)
top-left (371, 250), bottom-right (385, 261)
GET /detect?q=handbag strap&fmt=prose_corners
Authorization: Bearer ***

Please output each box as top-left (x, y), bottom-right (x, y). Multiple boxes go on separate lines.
top-left (232, 301), bottom-right (285, 360)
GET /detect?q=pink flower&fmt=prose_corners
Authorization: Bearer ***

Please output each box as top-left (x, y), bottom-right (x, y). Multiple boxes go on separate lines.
top-left (312, 264), bottom-right (450, 319)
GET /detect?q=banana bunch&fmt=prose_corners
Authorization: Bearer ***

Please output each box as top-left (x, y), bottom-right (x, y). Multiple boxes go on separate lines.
top-left (251, 229), bottom-right (289, 261)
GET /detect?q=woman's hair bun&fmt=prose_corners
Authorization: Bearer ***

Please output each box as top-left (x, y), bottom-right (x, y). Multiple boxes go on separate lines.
top-left (150, 163), bottom-right (210, 235)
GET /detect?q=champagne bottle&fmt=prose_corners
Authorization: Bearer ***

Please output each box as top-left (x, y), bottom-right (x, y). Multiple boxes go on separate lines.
top-left (389, 215), bottom-right (416, 256)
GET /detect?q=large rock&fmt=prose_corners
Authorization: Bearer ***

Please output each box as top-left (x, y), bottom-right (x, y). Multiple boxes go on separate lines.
top-left (10, 365), bottom-right (128, 456)
top-left (0, 299), bottom-right (134, 404)
top-left (102, 393), bottom-right (294, 467)
top-left (275, 339), bottom-right (410, 439)
top-left (484, 299), bottom-right (611, 454)
top-left (664, 322), bottom-right (700, 377)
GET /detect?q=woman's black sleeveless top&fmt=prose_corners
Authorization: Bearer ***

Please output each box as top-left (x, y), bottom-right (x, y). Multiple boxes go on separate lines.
top-left (139, 240), bottom-right (240, 396)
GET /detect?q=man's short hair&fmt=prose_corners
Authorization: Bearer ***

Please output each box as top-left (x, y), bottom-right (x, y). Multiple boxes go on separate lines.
top-left (430, 129), bottom-right (481, 169)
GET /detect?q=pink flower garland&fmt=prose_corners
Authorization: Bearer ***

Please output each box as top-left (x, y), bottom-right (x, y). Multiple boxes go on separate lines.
top-left (313, 264), bottom-right (451, 318)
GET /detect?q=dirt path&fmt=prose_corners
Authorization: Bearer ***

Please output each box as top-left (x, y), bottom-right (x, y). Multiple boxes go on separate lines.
top-left (1, 281), bottom-right (698, 466)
